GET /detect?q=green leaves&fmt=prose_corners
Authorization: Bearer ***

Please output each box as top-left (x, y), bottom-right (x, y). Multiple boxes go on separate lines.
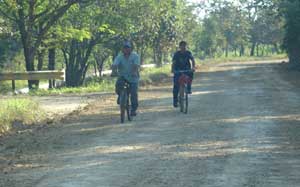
top-left (55, 26), bottom-right (91, 42)
top-left (98, 24), bottom-right (115, 35)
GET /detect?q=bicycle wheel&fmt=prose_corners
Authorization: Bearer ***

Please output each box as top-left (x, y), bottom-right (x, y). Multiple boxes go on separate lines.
top-left (120, 90), bottom-right (127, 123)
top-left (127, 96), bottom-right (131, 121)
top-left (179, 85), bottom-right (185, 113)
top-left (184, 91), bottom-right (188, 114)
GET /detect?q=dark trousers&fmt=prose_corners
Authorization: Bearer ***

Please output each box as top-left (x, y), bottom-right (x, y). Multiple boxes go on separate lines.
top-left (116, 78), bottom-right (139, 111)
top-left (173, 72), bottom-right (193, 103)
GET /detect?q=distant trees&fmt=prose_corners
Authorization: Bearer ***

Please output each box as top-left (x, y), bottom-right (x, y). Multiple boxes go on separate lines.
top-left (192, 0), bottom-right (284, 59)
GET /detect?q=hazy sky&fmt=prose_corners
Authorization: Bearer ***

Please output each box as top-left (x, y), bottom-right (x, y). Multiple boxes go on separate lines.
top-left (187, 0), bottom-right (239, 4)
top-left (187, 0), bottom-right (208, 4)
top-left (186, 0), bottom-right (241, 19)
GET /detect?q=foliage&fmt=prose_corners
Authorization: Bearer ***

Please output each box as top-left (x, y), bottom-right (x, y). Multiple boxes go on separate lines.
top-left (0, 0), bottom-right (292, 91)
top-left (0, 16), bottom-right (21, 70)
top-left (0, 0), bottom-right (89, 89)
top-left (191, 0), bottom-right (284, 58)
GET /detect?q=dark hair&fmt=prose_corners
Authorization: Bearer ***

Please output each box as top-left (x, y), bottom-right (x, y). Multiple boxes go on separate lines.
top-left (179, 41), bottom-right (187, 46)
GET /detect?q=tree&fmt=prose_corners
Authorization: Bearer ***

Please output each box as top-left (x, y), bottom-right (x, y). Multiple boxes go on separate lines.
top-left (282, 0), bottom-right (300, 67)
top-left (196, 17), bottom-right (221, 58)
top-left (58, 1), bottom-right (121, 86)
top-left (0, 0), bottom-right (88, 89)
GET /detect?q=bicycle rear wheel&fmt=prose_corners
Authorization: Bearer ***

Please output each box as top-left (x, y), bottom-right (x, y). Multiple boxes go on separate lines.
top-left (179, 85), bottom-right (185, 113)
top-left (184, 91), bottom-right (188, 114)
top-left (120, 90), bottom-right (127, 123)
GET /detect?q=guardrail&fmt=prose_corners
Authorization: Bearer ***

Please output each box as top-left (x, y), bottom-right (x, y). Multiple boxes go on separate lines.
top-left (0, 70), bottom-right (65, 92)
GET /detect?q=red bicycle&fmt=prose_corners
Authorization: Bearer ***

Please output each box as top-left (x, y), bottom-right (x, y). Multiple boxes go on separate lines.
top-left (176, 70), bottom-right (193, 114)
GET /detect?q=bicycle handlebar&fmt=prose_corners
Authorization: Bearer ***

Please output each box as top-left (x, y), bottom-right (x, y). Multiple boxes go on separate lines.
top-left (119, 76), bottom-right (131, 84)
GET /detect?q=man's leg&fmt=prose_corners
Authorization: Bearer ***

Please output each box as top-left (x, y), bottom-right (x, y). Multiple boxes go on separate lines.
top-left (130, 82), bottom-right (139, 116)
top-left (173, 74), bottom-right (180, 107)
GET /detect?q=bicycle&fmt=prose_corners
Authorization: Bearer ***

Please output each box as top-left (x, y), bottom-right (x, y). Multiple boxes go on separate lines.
top-left (118, 77), bottom-right (132, 123)
top-left (175, 70), bottom-right (193, 114)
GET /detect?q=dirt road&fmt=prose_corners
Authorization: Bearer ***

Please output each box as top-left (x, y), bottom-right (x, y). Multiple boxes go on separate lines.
top-left (1, 60), bottom-right (300, 187)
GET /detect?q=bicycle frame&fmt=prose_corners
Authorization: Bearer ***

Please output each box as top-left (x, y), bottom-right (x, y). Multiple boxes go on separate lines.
top-left (175, 70), bottom-right (192, 114)
top-left (118, 77), bottom-right (131, 123)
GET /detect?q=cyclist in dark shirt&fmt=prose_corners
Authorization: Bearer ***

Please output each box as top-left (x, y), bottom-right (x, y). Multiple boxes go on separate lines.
top-left (171, 41), bottom-right (196, 108)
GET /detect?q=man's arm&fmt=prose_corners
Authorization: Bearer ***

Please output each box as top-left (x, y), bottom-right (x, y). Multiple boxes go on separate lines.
top-left (171, 52), bottom-right (177, 73)
top-left (190, 52), bottom-right (196, 71)
top-left (132, 54), bottom-right (140, 76)
top-left (191, 58), bottom-right (196, 71)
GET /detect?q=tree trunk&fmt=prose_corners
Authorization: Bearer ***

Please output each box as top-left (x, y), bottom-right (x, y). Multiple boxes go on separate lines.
top-left (24, 47), bottom-right (36, 89)
top-left (94, 53), bottom-right (108, 77)
top-left (239, 44), bottom-right (244, 57)
top-left (153, 48), bottom-right (157, 65)
top-left (256, 44), bottom-right (259, 56)
top-left (225, 43), bottom-right (229, 58)
top-left (139, 47), bottom-right (146, 65)
top-left (34, 49), bottom-right (46, 88)
top-left (93, 61), bottom-right (98, 76)
top-left (153, 46), bottom-right (163, 67)
top-left (97, 60), bottom-right (105, 77)
top-left (48, 48), bottom-right (56, 88)
top-left (273, 43), bottom-right (279, 54)
top-left (250, 42), bottom-right (256, 56)
top-left (64, 40), bottom-right (95, 87)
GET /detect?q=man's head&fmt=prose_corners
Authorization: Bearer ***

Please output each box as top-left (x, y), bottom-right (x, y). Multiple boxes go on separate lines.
top-left (122, 41), bottom-right (132, 56)
top-left (179, 41), bottom-right (187, 52)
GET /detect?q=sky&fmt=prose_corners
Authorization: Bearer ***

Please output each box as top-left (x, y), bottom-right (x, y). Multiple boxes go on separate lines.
top-left (187, 0), bottom-right (240, 5)
top-left (186, 0), bottom-right (242, 19)
top-left (187, 0), bottom-right (205, 3)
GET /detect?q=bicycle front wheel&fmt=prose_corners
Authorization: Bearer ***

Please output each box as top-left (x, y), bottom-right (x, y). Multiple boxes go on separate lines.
top-left (127, 98), bottom-right (131, 121)
top-left (120, 90), bottom-right (128, 123)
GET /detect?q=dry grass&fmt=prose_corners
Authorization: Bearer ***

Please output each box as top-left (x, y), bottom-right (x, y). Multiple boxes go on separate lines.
top-left (0, 98), bottom-right (45, 135)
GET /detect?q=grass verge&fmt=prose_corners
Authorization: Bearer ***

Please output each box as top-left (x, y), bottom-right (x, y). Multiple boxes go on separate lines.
top-left (0, 98), bottom-right (45, 135)
top-left (30, 77), bottom-right (116, 96)
top-left (26, 54), bottom-right (287, 96)
top-left (29, 65), bottom-right (172, 96)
